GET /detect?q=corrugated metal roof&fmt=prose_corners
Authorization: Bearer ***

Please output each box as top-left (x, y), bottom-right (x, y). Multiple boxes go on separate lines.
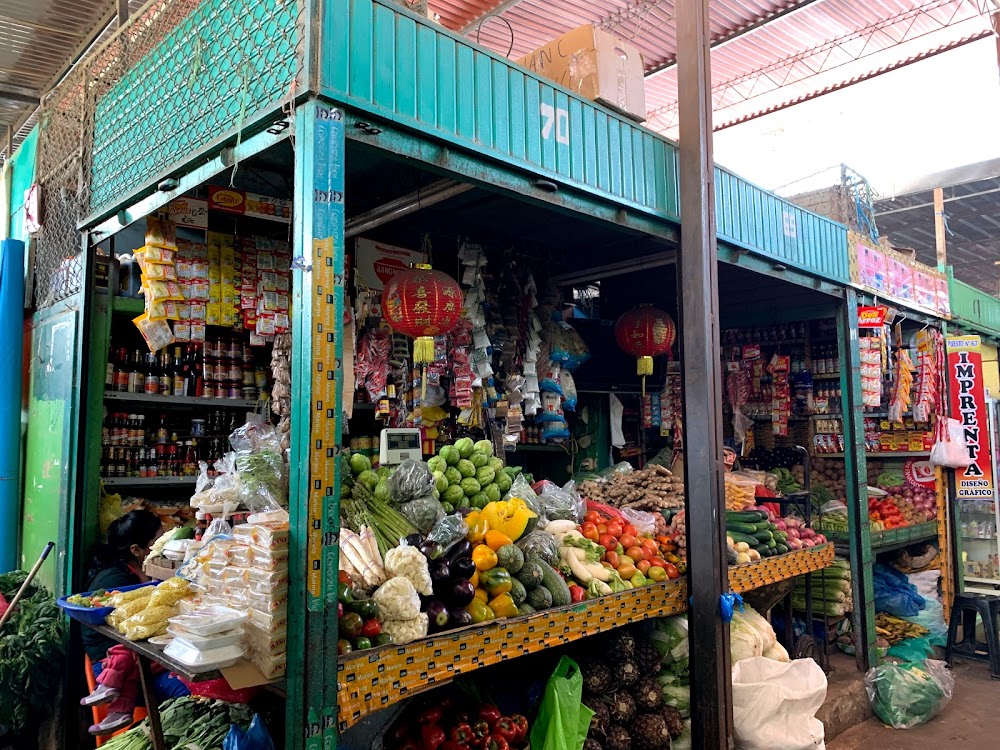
top-left (433, 0), bottom-right (994, 135)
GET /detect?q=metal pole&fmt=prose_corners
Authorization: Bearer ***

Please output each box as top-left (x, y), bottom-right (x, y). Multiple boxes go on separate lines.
top-left (933, 187), bottom-right (947, 271)
top-left (676, 0), bottom-right (732, 746)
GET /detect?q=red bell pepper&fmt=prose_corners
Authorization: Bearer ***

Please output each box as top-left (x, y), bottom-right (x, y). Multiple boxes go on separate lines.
top-left (418, 707), bottom-right (444, 725)
top-left (509, 715), bottom-right (528, 743)
top-left (449, 724), bottom-right (475, 744)
top-left (483, 736), bottom-right (510, 750)
top-left (477, 705), bottom-right (502, 728)
top-left (492, 718), bottom-right (520, 745)
top-left (470, 719), bottom-right (491, 742)
top-left (440, 743), bottom-right (469, 750)
top-left (568, 584), bottom-right (586, 603)
top-left (421, 723), bottom-right (446, 750)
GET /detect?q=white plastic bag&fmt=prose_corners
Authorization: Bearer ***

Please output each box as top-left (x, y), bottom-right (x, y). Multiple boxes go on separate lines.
top-left (929, 416), bottom-right (972, 468)
top-left (732, 657), bottom-right (827, 750)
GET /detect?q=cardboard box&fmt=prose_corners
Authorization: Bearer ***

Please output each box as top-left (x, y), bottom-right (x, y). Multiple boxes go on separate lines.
top-left (516, 24), bottom-right (646, 122)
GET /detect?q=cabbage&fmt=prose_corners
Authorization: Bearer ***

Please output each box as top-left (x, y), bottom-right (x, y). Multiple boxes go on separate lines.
top-left (660, 683), bottom-right (691, 718)
top-left (739, 605), bottom-right (777, 651)
top-left (730, 615), bottom-right (765, 663)
top-left (652, 615), bottom-right (689, 662)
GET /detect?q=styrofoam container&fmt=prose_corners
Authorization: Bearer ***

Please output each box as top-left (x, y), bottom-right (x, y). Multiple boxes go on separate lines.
top-left (163, 639), bottom-right (244, 673)
top-left (168, 605), bottom-right (247, 637)
top-left (167, 625), bottom-right (244, 651)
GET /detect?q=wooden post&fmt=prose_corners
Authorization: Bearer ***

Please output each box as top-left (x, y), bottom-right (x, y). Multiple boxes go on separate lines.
top-left (934, 187), bottom-right (947, 271)
top-left (676, 0), bottom-right (732, 746)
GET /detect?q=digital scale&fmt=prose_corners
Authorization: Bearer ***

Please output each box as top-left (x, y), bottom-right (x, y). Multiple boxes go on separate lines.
top-left (379, 428), bottom-right (423, 465)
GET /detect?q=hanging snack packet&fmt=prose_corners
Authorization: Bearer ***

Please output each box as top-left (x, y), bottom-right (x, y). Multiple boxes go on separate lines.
top-left (145, 216), bottom-right (178, 250)
top-left (145, 280), bottom-right (185, 302)
top-left (133, 312), bottom-right (175, 352)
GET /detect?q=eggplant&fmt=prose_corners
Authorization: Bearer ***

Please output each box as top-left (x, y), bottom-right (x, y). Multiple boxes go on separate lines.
top-left (451, 557), bottom-right (476, 581)
top-left (431, 560), bottom-right (451, 586)
top-left (448, 608), bottom-right (473, 629)
top-left (447, 579), bottom-right (476, 607)
top-left (419, 540), bottom-right (442, 560)
top-left (426, 600), bottom-right (450, 631)
top-left (447, 539), bottom-right (472, 563)
top-left (404, 533), bottom-right (424, 548)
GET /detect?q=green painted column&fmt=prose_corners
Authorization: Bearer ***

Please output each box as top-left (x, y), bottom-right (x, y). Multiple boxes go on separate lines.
top-left (287, 98), bottom-right (346, 750)
top-left (838, 290), bottom-right (877, 669)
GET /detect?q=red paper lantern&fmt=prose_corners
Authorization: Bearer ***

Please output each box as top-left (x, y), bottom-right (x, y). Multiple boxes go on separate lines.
top-left (615, 305), bottom-right (676, 392)
top-left (381, 267), bottom-right (463, 362)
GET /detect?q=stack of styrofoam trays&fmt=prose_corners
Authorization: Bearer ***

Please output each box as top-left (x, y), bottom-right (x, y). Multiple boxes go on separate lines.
top-left (164, 605), bottom-right (248, 673)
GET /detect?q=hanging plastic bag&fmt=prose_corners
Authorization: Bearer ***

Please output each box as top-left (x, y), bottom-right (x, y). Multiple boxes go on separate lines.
top-left (929, 416), bottom-right (972, 468)
top-left (231, 423), bottom-right (287, 512)
top-left (534, 480), bottom-right (584, 523)
top-left (732, 657), bottom-right (827, 750)
top-left (560, 371), bottom-right (578, 412)
top-left (529, 656), bottom-right (594, 750)
top-left (223, 714), bottom-right (276, 750)
top-left (504, 473), bottom-right (544, 522)
top-left (865, 659), bottom-right (954, 729)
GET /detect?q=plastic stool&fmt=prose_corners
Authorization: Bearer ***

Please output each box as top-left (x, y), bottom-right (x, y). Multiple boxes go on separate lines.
top-left (945, 592), bottom-right (1000, 679)
top-left (84, 654), bottom-right (148, 746)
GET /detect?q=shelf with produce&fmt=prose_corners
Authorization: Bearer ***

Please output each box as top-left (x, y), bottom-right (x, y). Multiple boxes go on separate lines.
top-left (335, 545), bottom-right (833, 730)
top-left (100, 476), bottom-right (197, 488)
top-left (105, 391), bottom-right (259, 409)
top-left (813, 452), bottom-right (930, 459)
top-left (825, 522), bottom-right (937, 552)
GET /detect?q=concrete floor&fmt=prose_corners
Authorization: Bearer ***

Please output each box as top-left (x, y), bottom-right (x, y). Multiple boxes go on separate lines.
top-left (828, 661), bottom-right (1000, 749)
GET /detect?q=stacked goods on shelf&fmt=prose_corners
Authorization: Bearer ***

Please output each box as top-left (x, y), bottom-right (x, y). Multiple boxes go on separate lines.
top-left (725, 508), bottom-right (827, 565)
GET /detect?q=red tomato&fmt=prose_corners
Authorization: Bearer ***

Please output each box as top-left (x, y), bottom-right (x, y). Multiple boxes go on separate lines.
top-left (647, 566), bottom-right (667, 583)
top-left (604, 551), bottom-right (620, 570)
top-left (650, 556), bottom-right (668, 569)
top-left (599, 534), bottom-right (618, 552)
top-left (641, 538), bottom-right (659, 553)
top-left (606, 520), bottom-right (623, 538)
top-left (623, 524), bottom-right (638, 537)
top-left (581, 522), bottom-right (600, 543)
top-left (597, 523), bottom-right (608, 535)
top-left (584, 510), bottom-right (601, 525)
top-left (619, 534), bottom-right (638, 550)
top-left (663, 563), bottom-right (681, 580)
top-left (637, 559), bottom-right (652, 575)
top-left (626, 546), bottom-right (645, 562)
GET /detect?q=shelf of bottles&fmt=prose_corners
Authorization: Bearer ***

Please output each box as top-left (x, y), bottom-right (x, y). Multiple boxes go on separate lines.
top-left (101, 333), bottom-right (268, 481)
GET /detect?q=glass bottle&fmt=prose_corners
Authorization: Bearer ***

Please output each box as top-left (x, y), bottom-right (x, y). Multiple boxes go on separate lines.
top-left (144, 352), bottom-right (159, 394)
top-left (172, 346), bottom-right (185, 396)
top-left (159, 350), bottom-right (172, 395)
top-left (129, 350), bottom-right (144, 394)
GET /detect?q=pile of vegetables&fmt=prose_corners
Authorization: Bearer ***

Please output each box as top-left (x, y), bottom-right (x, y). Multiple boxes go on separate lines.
top-left (794, 557), bottom-right (853, 617)
top-left (386, 696), bottom-right (530, 750)
top-left (729, 605), bottom-right (789, 663)
top-left (570, 510), bottom-right (682, 591)
top-left (0, 571), bottom-right (65, 736)
top-left (428, 438), bottom-right (516, 512)
top-left (65, 589), bottom-right (118, 608)
top-left (578, 627), bottom-right (685, 750)
top-left (577, 465), bottom-right (684, 511)
top-left (337, 580), bottom-right (392, 654)
top-left (100, 697), bottom-right (254, 750)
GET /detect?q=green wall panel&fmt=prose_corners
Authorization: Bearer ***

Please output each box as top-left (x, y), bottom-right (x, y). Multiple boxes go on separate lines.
top-left (947, 270), bottom-right (1000, 337)
top-left (320, 0), bottom-right (678, 221)
top-left (88, 0), bottom-right (298, 216)
top-left (21, 304), bottom-right (80, 594)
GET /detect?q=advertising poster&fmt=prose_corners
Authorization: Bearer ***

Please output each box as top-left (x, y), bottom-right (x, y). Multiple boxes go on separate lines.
top-left (946, 335), bottom-right (995, 499)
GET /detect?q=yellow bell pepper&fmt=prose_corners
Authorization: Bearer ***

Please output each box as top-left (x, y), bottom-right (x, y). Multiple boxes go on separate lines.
top-left (465, 510), bottom-right (489, 544)
top-left (472, 544), bottom-right (498, 571)
top-left (469, 571), bottom-right (479, 589)
top-left (488, 593), bottom-right (518, 618)
top-left (466, 599), bottom-right (494, 624)
top-left (480, 499), bottom-right (538, 542)
top-left (474, 587), bottom-right (489, 604)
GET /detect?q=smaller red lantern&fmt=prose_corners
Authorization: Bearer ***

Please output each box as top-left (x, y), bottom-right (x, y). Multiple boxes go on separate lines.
top-left (615, 305), bottom-right (676, 394)
top-left (381, 266), bottom-right (463, 363)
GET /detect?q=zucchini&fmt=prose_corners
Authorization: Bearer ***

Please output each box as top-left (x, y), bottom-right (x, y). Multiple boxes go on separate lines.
top-left (726, 511), bottom-right (765, 523)
top-left (755, 545), bottom-right (771, 558)
top-left (727, 522), bottom-right (760, 535)
top-left (766, 538), bottom-right (777, 549)
top-left (754, 530), bottom-right (774, 543)
top-left (730, 532), bottom-right (759, 547)
top-left (535, 559), bottom-right (571, 606)
top-left (774, 543), bottom-right (789, 555)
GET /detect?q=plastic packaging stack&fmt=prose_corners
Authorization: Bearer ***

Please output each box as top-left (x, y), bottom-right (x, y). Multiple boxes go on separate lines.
top-left (233, 521), bottom-right (289, 680)
top-left (165, 605), bottom-right (248, 673)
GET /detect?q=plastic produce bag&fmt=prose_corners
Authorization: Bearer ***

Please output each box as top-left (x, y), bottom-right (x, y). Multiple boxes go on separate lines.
top-left (865, 659), bottom-right (954, 729)
top-left (231, 423), bottom-right (287, 512)
top-left (425, 514), bottom-right (469, 555)
top-left (387, 460), bottom-right (437, 505)
top-left (873, 563), bottom-right (925, 618)
top-left (504, 473), bottom-right (544, 522)
top-left (620, 507), bottom-right (656, 535)
top-left (535, 480), bottom-right (584, 523)
top-left (515, 531), bottom-right (560, 567)
top-left (904, 598), bottom-right (948, 644)
top-left (400, 495), bottom-right (445, 534)
top-left (887, 637), bottom-right (935, 662)
top-left (732, 657), bottom-right (827, 750)
top-left (529, 656), bottom-right (593, 750)
top-left (224, 714), bottom-right (276, 750)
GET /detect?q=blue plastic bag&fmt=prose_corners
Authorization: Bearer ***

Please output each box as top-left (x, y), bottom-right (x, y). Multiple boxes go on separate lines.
top-left (223, 715), bottom-right (276, 750)
top-left (873, 564), bottom-right (925, 618)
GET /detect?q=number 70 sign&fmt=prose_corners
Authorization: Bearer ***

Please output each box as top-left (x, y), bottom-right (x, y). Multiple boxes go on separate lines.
top-left (540, 103), bottom-right (569, 145)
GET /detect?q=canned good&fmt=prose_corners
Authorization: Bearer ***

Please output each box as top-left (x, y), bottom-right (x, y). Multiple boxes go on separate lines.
top-left (242, 369), bottom-right (255, 386)
top-left (203, 384), bottom-right (216, 398)
top-left (191, 419), bottom-right (206, 437)
top-left (255, 368), bottom-right (268, 388)
top-left (227, 385), bottom-right (240, 399)
top-left (229, 363), bottom-right (242, 382)
top-left (242, 387), bottom-right (257, 400)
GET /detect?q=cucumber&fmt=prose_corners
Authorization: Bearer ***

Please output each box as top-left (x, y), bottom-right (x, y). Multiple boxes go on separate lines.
top-left (534, 558), bottom-right (571, 607)
top-left (768, 523), bottom-right (778, 532)
top-left (767, 538), bottom-right (777, 549)
top-left (730, 532), bottom-right (759, 547)
top-left (773, 531), bottom-right (788, 542)
top-left (753, 521), bottom-right (772, 531)
top-left (727, 522), bottom-right (760, 536)
top-left (755, 545), bottom-right (771, 558)
top-left (774, 543), bottom-right (789, 555)
top-left (754, 530), bottom-right (774, 543)
top-left (726, 511), bottom-right (766, 523)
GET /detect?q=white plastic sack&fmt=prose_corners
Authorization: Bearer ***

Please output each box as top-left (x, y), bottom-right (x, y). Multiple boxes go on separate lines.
top-left (733, 657), bottom-right (827, 750)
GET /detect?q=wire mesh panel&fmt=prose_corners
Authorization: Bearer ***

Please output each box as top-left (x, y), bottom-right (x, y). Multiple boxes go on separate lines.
top-left (87, 0), bottom-right (300, 216)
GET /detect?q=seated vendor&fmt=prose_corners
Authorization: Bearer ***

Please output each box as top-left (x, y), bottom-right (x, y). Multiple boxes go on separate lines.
top-left (81, 509), bottom-right (189, 735)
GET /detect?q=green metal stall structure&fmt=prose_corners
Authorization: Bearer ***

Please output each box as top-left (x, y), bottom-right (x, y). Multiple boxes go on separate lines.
top-left (21, 0), bottom-right (902, 745)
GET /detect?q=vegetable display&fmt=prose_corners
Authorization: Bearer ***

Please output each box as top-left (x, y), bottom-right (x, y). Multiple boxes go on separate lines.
top-left (99, 697), bottom-right (255, 750)
top-left (578, 465), bottom-right (684, 511)
top-left (387, 694), bottom-right (529, 750)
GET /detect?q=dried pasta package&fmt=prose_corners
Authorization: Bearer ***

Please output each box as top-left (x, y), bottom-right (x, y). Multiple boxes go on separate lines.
top-left (146, 216), bottom-right (178, 250)
top-left (148, 579), bottom-right (191, 608)
top-left (111, 597), bottom-right (156, 631)
top-left (109, 586), bottom-right (154, 608)
top-left (122, 616), bottom-right (171, 641)
top-left (133, 312), bottom-right (175, 353)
